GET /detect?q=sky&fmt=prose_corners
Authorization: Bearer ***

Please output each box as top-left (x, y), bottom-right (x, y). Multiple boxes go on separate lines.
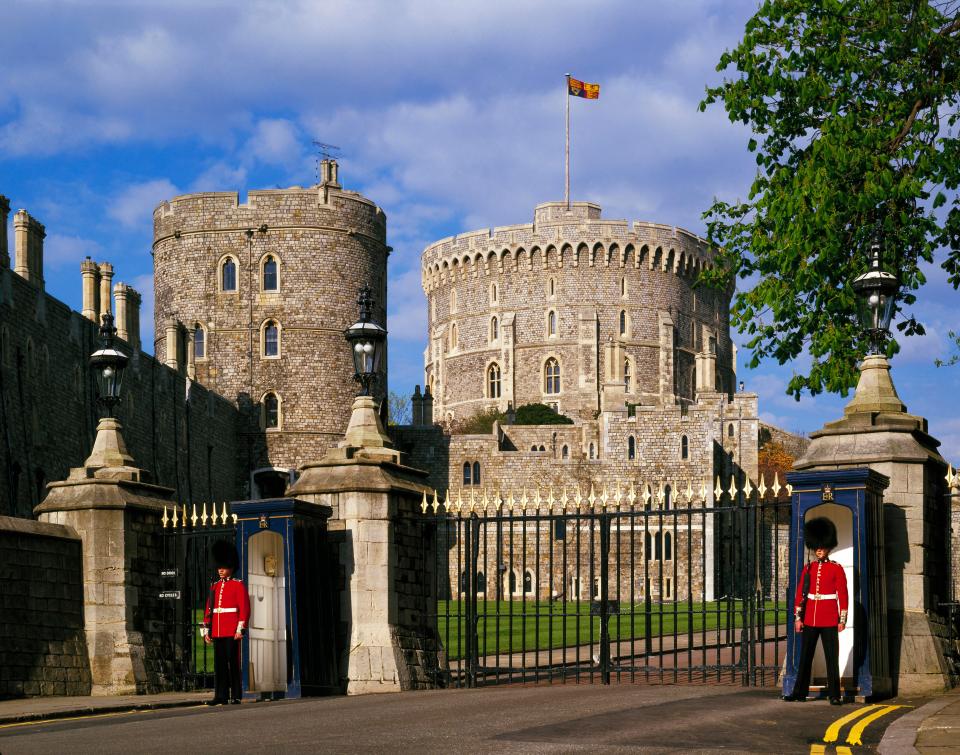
top-left (1, 0), bottom-right (958, 461)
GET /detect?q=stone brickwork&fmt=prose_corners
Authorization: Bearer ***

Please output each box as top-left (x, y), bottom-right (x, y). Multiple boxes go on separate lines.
top-left (152, 161), bottom-right (389, 497)
top-left (0, 516), bottom-right (91, 698)
top-left (0, 222), bottom-right (241, 520)
top-left (421, 201), bottom-right (735, 422)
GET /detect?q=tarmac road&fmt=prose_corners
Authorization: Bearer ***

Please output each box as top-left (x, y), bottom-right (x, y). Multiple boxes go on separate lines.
top-left (0, 684), bottom-right (922, 754)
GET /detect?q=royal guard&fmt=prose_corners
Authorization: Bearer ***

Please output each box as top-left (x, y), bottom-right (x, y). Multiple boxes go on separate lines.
top-left (201, 540), bottom-right (250, 706)
top-left (783, 517), bottom-right (848, 705)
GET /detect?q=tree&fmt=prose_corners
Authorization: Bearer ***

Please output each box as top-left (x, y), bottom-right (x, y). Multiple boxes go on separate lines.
top-left (386, 390), bottom-right (411, 426)
top-left (514, 403), bottom-right (574, 425)
top-left (700, 1), bottom-right (960, 398)
top-left (758, 441), bottom-right (796, 501)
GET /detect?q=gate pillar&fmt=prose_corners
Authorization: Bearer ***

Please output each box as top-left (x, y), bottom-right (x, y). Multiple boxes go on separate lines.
top-left (288, 395), bottom-right (439, 695)
top-left (783, 468), bottom-right (891, 701)
top-left (35, 419), bottom-right (173, 695)
top-left (793, 355), bottom-right (953, 695)
top-left (231, 498), bottom-right (335, 699)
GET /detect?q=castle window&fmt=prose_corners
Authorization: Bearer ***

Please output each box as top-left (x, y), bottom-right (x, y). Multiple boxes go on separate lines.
top-left (473, 462), bottom-right (481, 486)
top-left (589, 442), bottom-right (595, 459)
top-left (523, 569), bottom-right (534, 596)
top-left (548, 277), bottom-right (556, 298)
top-left (624, 357), bottom-right (632, 392)
top-left (531, 445), bottom-right (538, 452)
top-left (262, 320), bottom-right (280, 358)
top-left (655, 532), bottom-right (662, 560)
top-left (476, 571), bottom-right (486, 594)
top-left (561, 445), bottom-right (569, 459)
top-left (221, 257), bottom-right (237, 292)
top-left (728, 423), bottom-right (735, 437)
top-left (621, 277), bottom-right (627, 297)
top-left (463, 462), bottom-right (472, 485)
top-left (490, 316), bottom-right (499, 342)
top-left (262, 255), bottom-right (279, 292)
top-left (664, 532), bottom-right (673, 561)
top-left (628, 436), bottom-right (636, 460)
top-left (547, 310), bottom-right (557, 337)
top-left (539, 445), bottom-right (546, 452)
top-left (664, 576), bottom-right (673, 600)
top-left (450, 323), bottom-right (458, 351)
top-left (664, 485), bottom-right (672, 510)
top-left (450, 289), bottom-right (457, 313)
top-left (194, 324), bottom-right (206, 360)
top-left (644, 531), bottom-right (651, 558)
top-left (262, 392), bottom-right (281, 430)
top-left (509, 570), bottom-right (518, 596)
top-left (490, 283), bottom-right (498, 303)
top-left (681, 435), bottom-right (689, 460)
top-left (544, 357), bottom-right (560, 394)
top-left (487, 363), bottom-right (501, 398)
top-left (619, 310), bottom-right (627, 336)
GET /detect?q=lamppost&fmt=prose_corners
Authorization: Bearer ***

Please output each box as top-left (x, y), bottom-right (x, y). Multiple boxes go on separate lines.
top-left (340, 285), bottom-right (393, 454)
top-left (89, 312), bottom-right (128, 416)
top-left (83, 312), bottom-right (135, 470)
top-left (843, 240), bottom-right (905, 417)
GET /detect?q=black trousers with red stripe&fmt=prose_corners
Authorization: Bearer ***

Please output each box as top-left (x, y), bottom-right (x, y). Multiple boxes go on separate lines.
top-left (791, 625), bottom-right (840, 699)
top-left (213, 637), bottom-right (242, 702)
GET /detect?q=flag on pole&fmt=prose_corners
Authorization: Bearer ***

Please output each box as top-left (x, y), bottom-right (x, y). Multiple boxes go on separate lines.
top-left (568, 77), bottom-right (600, 99)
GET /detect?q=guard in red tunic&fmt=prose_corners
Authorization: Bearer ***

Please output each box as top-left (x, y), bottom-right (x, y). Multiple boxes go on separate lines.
top-left (201, 541), bottom-right (250, 706)
top-left (783, 517), bottom-right (848, 705)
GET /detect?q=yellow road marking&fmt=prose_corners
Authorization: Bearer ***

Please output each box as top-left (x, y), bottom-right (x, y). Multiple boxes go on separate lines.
top-left (836, 747), bottom-right (853, 755)
top-left (0, 704), bottom-right (206, 730)
top-left (846, 704), bottom-right (904, 746)
top-left (809, 745), bottom-right (826, 755)
top-left (823, 704), bottom-right (883, 743)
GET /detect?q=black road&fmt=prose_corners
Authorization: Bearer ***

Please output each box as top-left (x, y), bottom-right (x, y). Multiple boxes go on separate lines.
top-left (0, 685), bottom-right (921, 754)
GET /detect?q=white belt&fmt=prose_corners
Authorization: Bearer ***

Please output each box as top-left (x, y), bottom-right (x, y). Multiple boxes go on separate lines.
top-left (807, 593), bottom-right (837, 600)
top-left (213, 607), bottom-right (237, 614)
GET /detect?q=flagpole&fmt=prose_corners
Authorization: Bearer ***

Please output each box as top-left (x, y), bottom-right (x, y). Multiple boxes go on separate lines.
top-left (565, 73), bottom-right (571, 210)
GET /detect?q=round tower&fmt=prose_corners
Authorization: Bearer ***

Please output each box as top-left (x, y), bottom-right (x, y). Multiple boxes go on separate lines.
top-left (421, 201), bottom-right (734, 422)
top-left (153, 161), bottom-right (388, 497)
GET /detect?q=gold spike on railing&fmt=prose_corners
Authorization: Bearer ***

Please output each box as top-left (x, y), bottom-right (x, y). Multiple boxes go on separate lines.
top-left (559, 487), bottom-right (569, 511)
top-left (431, 489), bottom-right (440, 514)
top-left (161, 506), bottom-right (169, 529)
top-left (171, 505), bottom-right (179, 528)
top-left (714, 476), bottom-right (723, 501)
top-left (190, 504), bottom-right (199, 528)
top-left (699, 480), bottom-right (707, 501)
top-left (232, 512), bottom-right (238, 524)
top-left (613, 484), bottom-right (623, 510)
top-left (574, 487), bottom-right (584, 509)
top-left (627, 482), bottom-right (637, 508)
top-left (786, 483), bottom-right (793, 497)
top-left (758, 474), bottom-right (768, 499)
top-left (454, 488), bottom-right (463, 513)
top-left (533, 488), bottom-right (542, 512)
top-left (201, 502), bottom-right (209, 526)
top-left (587, 485), bottom-right (597, 509)
top-left (685, 480), bottom-right (693, 503)
top-left (420, 491), bottom-right (428, 514)
top-left (519, 488), bottom-right (528, 512)
top-left (221, 502), bottom-right (229, 525)
top-left (744, 478), bottom-right (755, 500)
top-left (182, 504), bottom-right (188, 528)
top-left (772, 473), bottom-right (782, 497)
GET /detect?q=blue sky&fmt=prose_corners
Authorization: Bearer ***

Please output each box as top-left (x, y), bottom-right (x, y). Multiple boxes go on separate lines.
top-left (2, 0), bottom-right (958, 460)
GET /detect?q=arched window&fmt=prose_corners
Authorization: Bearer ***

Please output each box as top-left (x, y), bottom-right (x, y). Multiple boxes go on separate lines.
top-left (655, 532), bottom-right (663, 560)
top-left (619, 310), bottom-right (627, 335)
top-left (589, 442), bottom-right (595, 459)
top-left (624, 357), bottom-right (632, 392)
top-left (450, 289), bottom-right (457, 313)
top-left (547, 310), bottom-right (557, 336)
top-left (664, 485), bottom-right (672, 510)
top-left (462, 462), bottom-right (472, 486)
top-left (487, 363), bottom-right (501, 398)
top-left (490, 316), bottom-right (499, 342)
top-left (628, 436), bottom-right (636, 460)
top-left (509, 570), bottom-right (517, 595)
top-left (460, 571), bottom-right (469, 594)
top-left (472, 462), bottom-right (481, 486)
top-left (490, 283), bottom-right (498, 303)
top-left (681, 435), bottom-right (689, 460)
top-left (263, 392), bottom-right (280, 430)
top-left (523, 569), bottom-right (534, 595)
top-left (644, 531), bottom-right (652, 558)
top-left (548, 277), bottom-right (556, 297)
top-left (531, 445), bottom-right (538, 452)
top-left (194, 324), bottom-right (206, 360)
top-left (221, 257), bottom-right (237, 292)
top-left (450, 323), bottom-right (458, 351)
top-left (544, 358), bottom-right (560, 394)
top-left (262, 320), bottom-right (280, 357)
top-left (621, 277), bottom-right (627, 297)
top-left (476, 571), bottom-right (486, 594)
top-left (539, 445), bottom-right (546, 452)
top-left (262, 255), bottom-right (278, 291)
top-left (664, 532), bottom-right (672, 561)
top-left (561, 445), bottom-right (569, 459)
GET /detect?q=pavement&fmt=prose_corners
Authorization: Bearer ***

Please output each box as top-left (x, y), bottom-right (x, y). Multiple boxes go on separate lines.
top-left (0, 684), bottom-right (956, 753)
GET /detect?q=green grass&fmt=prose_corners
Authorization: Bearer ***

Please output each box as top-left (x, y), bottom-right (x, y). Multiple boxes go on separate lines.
top-left (191, 609), bottom-right (215, 674)
top-left (435, 600), bottom-right (787, 661)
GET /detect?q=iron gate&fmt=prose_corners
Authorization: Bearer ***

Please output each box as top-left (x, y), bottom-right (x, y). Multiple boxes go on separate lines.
top-left (421, 475), bottom-right (792, 688)
top-left (160, 502), bottom-right (237, 691)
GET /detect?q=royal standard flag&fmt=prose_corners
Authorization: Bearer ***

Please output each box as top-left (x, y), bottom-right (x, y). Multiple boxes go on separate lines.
top-left (568, 77), bottom-right (600, 99)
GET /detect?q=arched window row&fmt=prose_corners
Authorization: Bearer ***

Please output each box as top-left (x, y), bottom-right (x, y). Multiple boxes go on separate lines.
top-left (462, 461), bottom-right (481, 486)
top-left (643, 531), bottom-right (673, 561)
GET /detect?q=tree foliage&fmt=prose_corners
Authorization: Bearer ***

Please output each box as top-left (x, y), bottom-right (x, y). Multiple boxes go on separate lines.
top-left (386, 390), bottom-right (411, 426)
top-left (701, 0), bottom-right (960, 397)
top-left (514, 403), bottom-right (574, 425)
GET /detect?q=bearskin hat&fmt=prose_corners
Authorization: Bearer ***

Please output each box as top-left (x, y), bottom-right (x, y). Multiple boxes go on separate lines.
top-left (212, 540), bottom-right (239, 571)
top-left (804, 517), bottom-right (838, 551)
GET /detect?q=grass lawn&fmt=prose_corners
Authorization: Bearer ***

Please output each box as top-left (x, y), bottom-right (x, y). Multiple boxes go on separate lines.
top-left (435, 600), bottom-right (787, 661)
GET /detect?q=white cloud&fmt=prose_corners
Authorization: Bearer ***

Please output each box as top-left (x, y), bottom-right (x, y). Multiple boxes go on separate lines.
top-left (108, 179), bottom-right (180, 229)
top-left (43, 233), bottom-right (103, 270)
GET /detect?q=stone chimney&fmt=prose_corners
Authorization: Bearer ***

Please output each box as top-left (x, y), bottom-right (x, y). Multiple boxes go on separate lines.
top-left (97, 262), bottom-right (113, 324)
top-left (411, 385), bottom-right (424, 426)
top-left (164, 317), bottom-right (180, 370)
top-left (80, 257), bottom-right (101, 322)
top-left (319, 158), bottom-right (340, 188)
top-left (0, 195), bottom-right (9, 268)
top-left (127, 287), bottom-right (142, 352)
top-left (113, 282), bottom-right (131, 342)
top-left (13, 209), bottom-right (45, 286)
top-left (422, 386), bottom-right (434, 425)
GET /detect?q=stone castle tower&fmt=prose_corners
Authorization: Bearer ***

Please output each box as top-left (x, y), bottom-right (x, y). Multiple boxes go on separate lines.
top-left (152, 160), bottom-right (389, 497)
top-left (421, 201), bottom-right (735, 422)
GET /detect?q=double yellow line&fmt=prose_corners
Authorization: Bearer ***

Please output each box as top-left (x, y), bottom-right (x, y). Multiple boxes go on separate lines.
top-left (809, 703), bottom-right (905, 753)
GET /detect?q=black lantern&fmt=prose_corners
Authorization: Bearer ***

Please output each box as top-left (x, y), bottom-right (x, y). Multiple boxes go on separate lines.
top-left (852, 243), bottom-right (900, 355)
top-left (344, 286), bottom-right (386, 396)
top-left (89, 312), bottom-right (128, 415)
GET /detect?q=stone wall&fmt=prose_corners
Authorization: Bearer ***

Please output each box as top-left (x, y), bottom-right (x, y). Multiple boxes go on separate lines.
top-left (0, 259), bottom-right (241, 520)
top-left (0, 516), bottom-right (91, 698)
top-left (421, 201), bottom-right (735, 422)
top-left (152, 162), bottom-right (389, 496)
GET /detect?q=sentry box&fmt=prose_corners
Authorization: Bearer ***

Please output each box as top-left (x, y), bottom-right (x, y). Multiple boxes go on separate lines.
top-left (783, 468), bottom-right (892, 701)
top-left (232, 498), bottom-right (338, 699)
